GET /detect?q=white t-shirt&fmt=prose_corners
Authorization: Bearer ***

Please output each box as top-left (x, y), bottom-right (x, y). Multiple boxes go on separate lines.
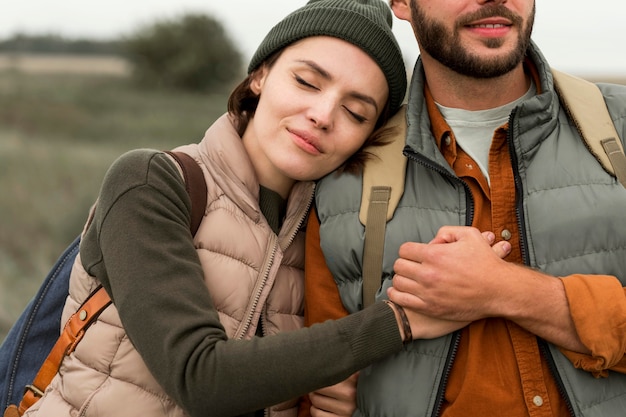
top-left (435, 82), bottom-right (536, 185)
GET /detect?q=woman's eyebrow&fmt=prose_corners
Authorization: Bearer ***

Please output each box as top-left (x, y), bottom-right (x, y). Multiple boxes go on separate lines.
top-left (296, 59), bottom-right (380, 113)
top-left (297, 59), bottom-right (332, 79)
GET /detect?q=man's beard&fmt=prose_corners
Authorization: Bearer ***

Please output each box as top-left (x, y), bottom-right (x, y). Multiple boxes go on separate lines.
top-left (410, 2), bottom-right (535, 78)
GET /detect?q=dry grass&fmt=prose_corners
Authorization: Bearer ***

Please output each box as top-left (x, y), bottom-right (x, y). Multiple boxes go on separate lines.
top-left (0, 69), bottom-right (228, 340)
top-left (0, 53), bottom-right (130, 76)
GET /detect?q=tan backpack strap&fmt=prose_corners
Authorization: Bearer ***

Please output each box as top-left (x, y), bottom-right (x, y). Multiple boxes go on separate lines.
top-left (359, 105), bottom-right (408, 224)
top-left (362, 186), bottom-right (391, 308)
top-left (359, 105), bottom-right (408, 307)
top-left (552, 69), bottom-right (626, 187)
top-left (601, 139), bottom-right (626, 187)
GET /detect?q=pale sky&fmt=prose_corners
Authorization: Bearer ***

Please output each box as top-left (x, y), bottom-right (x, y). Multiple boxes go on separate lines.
top-left (1, 1), bottom-right (625, 77)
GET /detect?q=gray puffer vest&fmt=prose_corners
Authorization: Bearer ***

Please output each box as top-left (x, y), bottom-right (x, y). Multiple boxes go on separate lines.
top-left (315, 43), bottom-right (626, 417)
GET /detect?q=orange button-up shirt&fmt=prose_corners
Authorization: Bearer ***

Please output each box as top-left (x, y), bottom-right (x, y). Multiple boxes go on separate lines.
top-left (301, 67), bottom-right (626, 417)
top-left (423, 75), bottom-right (569, 416)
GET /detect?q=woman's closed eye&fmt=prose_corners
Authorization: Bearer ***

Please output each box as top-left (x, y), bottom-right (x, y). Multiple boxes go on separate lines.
top-left (295, 73), bottom-right (368, 123)
top-left (295, 74), bottom-right (319, 90)
top-left (344, 106), bottom-right (367, 123)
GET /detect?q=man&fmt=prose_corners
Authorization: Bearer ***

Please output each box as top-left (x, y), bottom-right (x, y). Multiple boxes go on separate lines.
top-left (303, 0), bottom-right (626, 416)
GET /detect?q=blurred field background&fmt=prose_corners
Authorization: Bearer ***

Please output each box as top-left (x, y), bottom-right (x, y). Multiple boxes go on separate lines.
top-left (0, 52), bottom-right (231, 340)
top-left (1, 47), bottom-right (625, 342)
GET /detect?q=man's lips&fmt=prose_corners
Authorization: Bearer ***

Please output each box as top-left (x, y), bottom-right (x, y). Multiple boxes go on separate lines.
top-left (464, 18), bottom-right (512, 37)
top-left (466, 17), bottom-right (512, 29)
top-left (470, 23), bottom-right (508, 29)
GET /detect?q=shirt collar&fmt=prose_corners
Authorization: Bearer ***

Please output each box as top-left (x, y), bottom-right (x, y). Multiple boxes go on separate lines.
top-left (424, 58), bottom-right (543, 156)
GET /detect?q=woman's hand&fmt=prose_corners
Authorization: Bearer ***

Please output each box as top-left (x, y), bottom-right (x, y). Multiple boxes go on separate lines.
top-left (308, 372), bottom-right (358, 417)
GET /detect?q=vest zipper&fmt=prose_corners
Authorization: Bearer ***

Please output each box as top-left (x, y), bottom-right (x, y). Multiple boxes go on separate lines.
top-left (507, 110), bottom-right (577, 416)
top-left (404, 149), bottom-right (473, 417)
top-left (236, 236), bottom-right (278, 340)
top-left (538, 340), bottom-right (576, 416)
top-left (506, 109), bottom-right (530, 266)
top-left (404, 141), bottom-right (474, 226)
top-left (242, 184), bottom-right (313, 340)
top-left (261, 185), bottom-right (314, 417)
top-left (279, 183), bottom-right (315, 251)
top-left (430, 331), bottom-right (461, 417)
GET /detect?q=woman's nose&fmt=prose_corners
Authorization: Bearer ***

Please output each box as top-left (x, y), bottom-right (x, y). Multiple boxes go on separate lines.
top-left (308, 97), bottom-right (335, 131)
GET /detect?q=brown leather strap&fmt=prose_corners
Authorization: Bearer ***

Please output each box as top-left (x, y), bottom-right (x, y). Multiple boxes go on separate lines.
top-left (165, 151), bottom-right (208, 235)
top-left (3, 405), bottom-right (19, 417)
top-left (9, 150), bottom-right (206, 416)
top-left (17, 286), bottom-right (112, 414)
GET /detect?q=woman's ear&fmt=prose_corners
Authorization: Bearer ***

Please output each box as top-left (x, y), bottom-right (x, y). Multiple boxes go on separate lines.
top-left (250, 65), bottom-right (269, 95)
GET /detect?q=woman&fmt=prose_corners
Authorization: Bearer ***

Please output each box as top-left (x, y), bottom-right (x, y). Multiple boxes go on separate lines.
top-left (21, 1), bottom-right (410, 417)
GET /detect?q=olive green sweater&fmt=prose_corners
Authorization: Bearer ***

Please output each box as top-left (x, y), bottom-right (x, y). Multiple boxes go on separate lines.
top-left (80, 149), bottom-right (402, 417)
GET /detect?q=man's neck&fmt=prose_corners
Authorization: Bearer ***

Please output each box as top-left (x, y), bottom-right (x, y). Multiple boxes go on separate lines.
top-left (421, 55), bottom-right (530, 111)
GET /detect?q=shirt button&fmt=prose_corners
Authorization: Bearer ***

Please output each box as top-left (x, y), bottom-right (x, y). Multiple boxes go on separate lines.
top-left (501, 229), bottom-right (512, 240)
top-left (533, 395), bottom-right (544, 407)
top-left (445, 136), bottom-right (452, 146)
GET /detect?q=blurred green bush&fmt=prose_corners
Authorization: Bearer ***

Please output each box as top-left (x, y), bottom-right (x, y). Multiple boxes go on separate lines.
top-left (124, 13), bottom-right (244, 93)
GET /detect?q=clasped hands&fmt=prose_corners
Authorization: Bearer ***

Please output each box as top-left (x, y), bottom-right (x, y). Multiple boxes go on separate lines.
top-left (388, 226), bottom-right (512, 340)
top-left (308, 226), bottom-right (512, 416)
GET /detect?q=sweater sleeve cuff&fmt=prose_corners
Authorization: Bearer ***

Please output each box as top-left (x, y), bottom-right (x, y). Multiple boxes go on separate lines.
top-left (338, 302), bottom-right (402, 369)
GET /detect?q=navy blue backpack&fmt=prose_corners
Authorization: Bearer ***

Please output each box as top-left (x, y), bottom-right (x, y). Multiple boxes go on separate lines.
top-left (0, 151), bottom-right (206, 416)
top-left (0, 236), bottom-right (79, 412)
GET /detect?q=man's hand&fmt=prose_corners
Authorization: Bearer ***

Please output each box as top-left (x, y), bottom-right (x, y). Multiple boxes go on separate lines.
top-left (388, 226), bottom-right (514, 322)
top-left (388, 226), bottom-right (588, 353)
top-left (385, 228), bottom-right (511, 340)
top-left (479, 230), bottom-right (511, 260)
top-left (308, 373), bottom-right (358, 417)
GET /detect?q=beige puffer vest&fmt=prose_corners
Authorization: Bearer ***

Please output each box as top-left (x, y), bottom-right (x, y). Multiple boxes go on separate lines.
top-left (24, 114), bottom-right (313, 417)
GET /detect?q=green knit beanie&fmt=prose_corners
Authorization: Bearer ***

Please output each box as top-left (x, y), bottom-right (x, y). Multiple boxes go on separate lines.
top-left (248, 0), bottom-right (407, 114)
